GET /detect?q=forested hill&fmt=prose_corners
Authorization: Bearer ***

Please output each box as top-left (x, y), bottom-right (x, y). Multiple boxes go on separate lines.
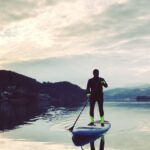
top-left (0, 70), bottom-right (85, 106)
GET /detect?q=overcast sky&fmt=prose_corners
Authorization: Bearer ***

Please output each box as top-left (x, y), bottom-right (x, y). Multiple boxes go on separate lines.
top-left (0, 0), bottom-right (150, 88)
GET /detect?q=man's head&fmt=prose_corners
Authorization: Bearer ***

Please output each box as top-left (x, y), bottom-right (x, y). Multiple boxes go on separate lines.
top-left (93, 69), bottom-right (99, 78)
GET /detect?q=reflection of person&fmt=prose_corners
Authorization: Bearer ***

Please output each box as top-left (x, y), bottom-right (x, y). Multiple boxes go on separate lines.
top-left (86, 69), bottom-right (108, 126)
top-left (90, 136), bottom-right (105, 150)
top-left (99, 136), bottom-right (105, 150)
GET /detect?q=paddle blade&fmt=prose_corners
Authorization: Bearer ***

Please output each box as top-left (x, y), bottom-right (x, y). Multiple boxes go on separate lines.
top-left (68, 126), bottom-right (74, 132)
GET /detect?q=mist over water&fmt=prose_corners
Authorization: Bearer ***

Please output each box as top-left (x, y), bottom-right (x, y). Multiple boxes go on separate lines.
top-left (0, 102), bottom-right (149, 150)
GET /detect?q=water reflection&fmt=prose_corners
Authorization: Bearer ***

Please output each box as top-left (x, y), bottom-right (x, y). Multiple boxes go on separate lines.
top-left (72, 134), bottom-right (105, 150)
top-left (0, 100), bottom-right (52, 131)
top-left (0, 102), bottom-right (150, 150)
top-left (0, 97), bottom-right (80, 132)
top-left (90, 136), bottom-right (104, 150)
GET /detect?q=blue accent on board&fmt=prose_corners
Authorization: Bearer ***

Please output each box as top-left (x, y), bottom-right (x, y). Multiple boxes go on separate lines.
top-left (72, 121), bottom-right (111, 138)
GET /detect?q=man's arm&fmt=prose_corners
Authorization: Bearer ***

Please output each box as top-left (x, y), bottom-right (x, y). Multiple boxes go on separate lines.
top-left (101, 78), bottom-right (108, 88)
top-left (86, 79), bottom-right (91, 95)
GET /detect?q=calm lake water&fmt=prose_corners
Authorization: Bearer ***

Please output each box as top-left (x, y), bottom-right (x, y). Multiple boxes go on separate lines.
top-left (0, 102), bottom-right (150, 150)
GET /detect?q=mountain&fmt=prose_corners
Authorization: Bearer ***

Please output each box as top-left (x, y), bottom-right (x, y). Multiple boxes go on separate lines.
top-left (40, 81), bottom-right (85, 106)
top-left (104, 86), bottom-right (150, 101)
top-left (0, 70), bottom-right (86, 130)
top-left (0, 70), bottom-right (40, 92)
top-left (0, 70), bottom-right (85, 106)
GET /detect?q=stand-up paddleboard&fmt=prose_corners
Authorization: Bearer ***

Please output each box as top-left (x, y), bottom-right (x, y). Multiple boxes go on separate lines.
top-left (72, 120), bottom-right (111, 138)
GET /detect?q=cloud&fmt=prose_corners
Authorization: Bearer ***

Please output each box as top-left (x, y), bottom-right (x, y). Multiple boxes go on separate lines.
top-left (60, 0), bottom-right (150, 46)
top-left (4, 51), bottom-right (150, 88)
top-left (0, 0), bottom-right (131, 65)
top-left (0, 0), bottom-right (150, 87)
top-left (0, 0), bottom-right (39, 27)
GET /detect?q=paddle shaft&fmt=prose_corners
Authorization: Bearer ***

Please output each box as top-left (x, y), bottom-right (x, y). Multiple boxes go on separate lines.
top-left (69, 101), bottom-right (88, 131)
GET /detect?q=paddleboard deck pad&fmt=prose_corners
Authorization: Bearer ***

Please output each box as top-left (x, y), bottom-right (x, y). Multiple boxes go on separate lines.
top-left (72, 120), bottom-right (111, 138)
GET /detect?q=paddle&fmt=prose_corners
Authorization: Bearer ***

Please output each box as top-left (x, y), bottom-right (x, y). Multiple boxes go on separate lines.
top-left (69, 100), bottom-right (88, 132)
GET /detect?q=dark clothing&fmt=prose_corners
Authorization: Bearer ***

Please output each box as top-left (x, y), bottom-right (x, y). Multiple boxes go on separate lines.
top-left (86, 77), bottom-right (108, 117)
top-left (90, 99), bottom-right (104, 117)
top-left (86, 77), bottom-right (108, 100)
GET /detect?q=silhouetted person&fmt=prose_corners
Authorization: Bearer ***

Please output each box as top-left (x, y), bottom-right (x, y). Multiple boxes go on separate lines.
top-left (90, 136), bottom-right (105, 150)
top-left (86, 69), bottom-right (108, 126)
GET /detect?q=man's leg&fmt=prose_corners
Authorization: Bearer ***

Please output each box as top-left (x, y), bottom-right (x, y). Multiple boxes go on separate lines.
top-left (89, 99), bottom-right (96, 125)
top-left (97, 97), bottom-right (104, 126)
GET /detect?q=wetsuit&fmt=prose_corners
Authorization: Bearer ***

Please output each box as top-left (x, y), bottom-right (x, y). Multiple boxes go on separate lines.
top-left (86, 77), bottom-right (108, 122)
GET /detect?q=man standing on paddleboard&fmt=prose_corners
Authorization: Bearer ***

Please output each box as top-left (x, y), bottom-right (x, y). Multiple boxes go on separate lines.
top-left (86, 69), bottom-right (108, 126)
